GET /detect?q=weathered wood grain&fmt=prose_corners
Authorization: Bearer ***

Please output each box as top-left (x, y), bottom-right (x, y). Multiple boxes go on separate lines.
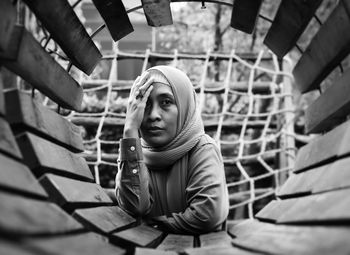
top-left (294, 119), bottom-right (350, 172)
top-left (5, 89), bottom-right (84, 153)
top-left (22, 0), bottom-right (102, 75)
top-left (231, 221), bottom-right (350, 255)
top-left (91, 0), bottom-right (133, 41)
top-left (25, 233), bottom-right (126, 255)
top-left (0, 192), bottom-right (82, 236)
top-left (39, 174), bottom-right (113, 211)
top-left (141, 0), bottom-right (173, 27)
top-left (264, 0), bottom-right (323, 58)
top-left (111, 225), bottom-right (164, 248)
top-left (0, 152), bottom-right (47, 199)
top-left (73, 206), bottom-right (136, 234)
top-left (293, 0), bottom-right (350, 93)
top-left (0, 116), bottom-right (22, 160)
top-left (156, 234), bottom-right (193, 252)
top-left (255, 199), bottom-right (296, 223)
top-left (305, 68), bottom-right (350, 133)
top-left (276, 165), bottom-right (326, 198)
top-left (185, 246), bottom-right (258, 255)
top-left (0, 29), bottom-right (83, 111)
top-left (199, 231), bottom-right (232, 247)
top-left (230, 0), bottom-right (263, 34)
top-left (16, 132), bottom-right (92, 181)
top-left (277, 188), bottom-right (350, 224)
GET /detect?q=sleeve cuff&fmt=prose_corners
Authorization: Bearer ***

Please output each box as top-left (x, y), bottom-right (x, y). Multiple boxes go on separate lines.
top-left (120, 138), bottom-right (143, 161)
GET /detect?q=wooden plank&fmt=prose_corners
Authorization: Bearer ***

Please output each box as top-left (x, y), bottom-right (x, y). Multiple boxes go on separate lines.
top-left (141, 0), bottom-right (173, 27)
top-left (231, 220), bottom-right (350, 255)
top-left (230, 0), bottom-right (263, 34)
top-left (277, 188), bottom-right (350, 223)
top-left (312, 157), bottom-right (350, 193)
top-left (135, 248), bottom-right (177, 255)
top-left (16, 132), bottom-right (93, 181)
top-left (0, 29), bottom-right (83, 111)
top-left (156, 234), bottom-right (193, 252)
top-left (294, 119), bottom-right (350, 172)
top-left (276, 165), bottom-right (326, 198)
top-left (254, 199), bottom-right (296, 222)
top-left (264, 0), bottom-right (323, 58)
top-left (22, 0), bottom-right (102, 75)
top-left (199, 231), bottom-right (232, 247)
top-left (0, 239), bottom-right (39, 255)
top-left (91, 0), bottom-right (133, 41)
top-left (0, 0), bottom-right (16, 53)
top-left (0, 117), bottom-right (22, 160)
top-left (110, 225), bottom-right (164, 248)
top-left (185, 246), bottom-right (259, 255)
top-left (73, 206), bottom-right (136, 234)
top-left (0, 192), bottom-right (83, 236)
top-left (0, 153), bottom-right (47, 199)
top-left (5, 89), bottom-right (84, 153)
top-left (293, 0), bottom-right (350, 93)
top-left (305, 68), bottom-right (350, 133)
top-left (25, 233), bottom-right (126, 255)
top-left (39, 174), bottom-right (113, 211)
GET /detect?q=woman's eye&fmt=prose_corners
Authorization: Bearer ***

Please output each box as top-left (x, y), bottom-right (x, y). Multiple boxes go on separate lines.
top-left (161, 99), bottom-right (172, 106)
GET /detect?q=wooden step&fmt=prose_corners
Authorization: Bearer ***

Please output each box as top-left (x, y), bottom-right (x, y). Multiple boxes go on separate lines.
top-left (16, 132), bottom-right (93, 181)
top-left (305, 68), bottom-right (350, 134)
top-left (73, 206), bottom-right (136, 234)
top-left (264, 0), bottom-right (322, 58)
top-left (23, 233), bottom-right (125, 255)
top-left (22, 0), bottom-right (102, 75)
top-left (230, 0), bottom-right (263, 34)
top-left (0, 116), bottom-right (22, 160)
top-left (0, 192), bottom-right (83, 236)
top-left (293, 0), bottom-right (350, 93)
top-left (39, 174), bottom-right (113, 212)
top-left (1, 29), bottom-right (83, 111)
top-left (0, 152), bottom-right (47, 199)
top-left (91, 0), bottom-right (133, 41)
top-left (156, 234), bottom-right (194, 252)
top-left (5, 89), bottom-right (84, 153)
top-left (294, 119), bottom-right (350, 172)
top-left (110, 225), bottom-right (164, 248)
top-left (199, 231), bottom-right (233, 247)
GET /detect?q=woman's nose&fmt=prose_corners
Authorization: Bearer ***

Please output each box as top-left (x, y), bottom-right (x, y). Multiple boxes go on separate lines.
top-left (148, 105), bottom-right (161, 121)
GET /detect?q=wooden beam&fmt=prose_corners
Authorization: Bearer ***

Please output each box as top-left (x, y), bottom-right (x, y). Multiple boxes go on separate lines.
top-left (0, 152), bottom-right (47, 199)
top-left (110, 225), bottom-right (164, 248)
top-left (294, 119), bottom-right (350, 172)
top-left (25, 233), bottom-right (125, 255)
top-left (230, 0), bottom-right (263, 34)
top-left (91, 0), bottom-right (134, 41)
top-left (0, 29), bottom-right (83, 111)
top-left (73, 206), bottom-right (136, 234)
top-left (5, 89), bottom-right (84, 153)
top-left (16, 132), bottom-right (93, 181)
top-left (0, 192), bottom-right (83, 236)
top-left (22, 0), bottom-right (102, 75)
top-left (293, 0), bottom-right (350, 93)
top-left (141, 0), bottom-right (173, 27)
top-left (305, 69), bottom-right (350, 133)
top-left (0, 116), bottom-right (22, 160)
top-left (39, 174), bottom-right (113, 212)
top-left (156, 234), bottom-right (194, 252)
top-left (264, 0), bottom-right (323, 58)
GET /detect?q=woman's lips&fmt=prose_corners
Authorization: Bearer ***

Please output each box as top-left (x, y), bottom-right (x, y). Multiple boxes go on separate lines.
top-left (147, 127), bottom-right (164, 134)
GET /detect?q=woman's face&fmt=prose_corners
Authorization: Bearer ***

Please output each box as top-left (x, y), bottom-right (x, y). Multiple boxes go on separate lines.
top-left (140, 82), bottom-right (178, 147)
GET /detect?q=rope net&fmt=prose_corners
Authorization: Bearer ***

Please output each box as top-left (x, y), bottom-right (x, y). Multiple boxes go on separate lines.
top-left (64, 47), bottom-right (296, 220)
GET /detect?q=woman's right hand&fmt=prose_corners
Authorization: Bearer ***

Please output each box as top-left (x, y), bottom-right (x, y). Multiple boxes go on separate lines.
top-left (123, 72), bottom-right (154, 138)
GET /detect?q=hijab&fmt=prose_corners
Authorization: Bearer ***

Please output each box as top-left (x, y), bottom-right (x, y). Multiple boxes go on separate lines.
top-left (141, 65), bottom-right (206, 214)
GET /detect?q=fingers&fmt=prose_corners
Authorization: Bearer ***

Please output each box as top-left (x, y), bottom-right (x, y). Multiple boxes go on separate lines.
top-left (141, 85), bottom-right (153, 103)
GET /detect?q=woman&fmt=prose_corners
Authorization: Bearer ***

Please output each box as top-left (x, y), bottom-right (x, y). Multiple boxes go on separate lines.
top-left (115, 65), bottom-right (229, 234)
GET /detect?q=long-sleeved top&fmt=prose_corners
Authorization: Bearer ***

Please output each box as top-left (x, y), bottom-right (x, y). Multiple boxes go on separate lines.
top-left (115, 134), bottom-right (229, 234)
